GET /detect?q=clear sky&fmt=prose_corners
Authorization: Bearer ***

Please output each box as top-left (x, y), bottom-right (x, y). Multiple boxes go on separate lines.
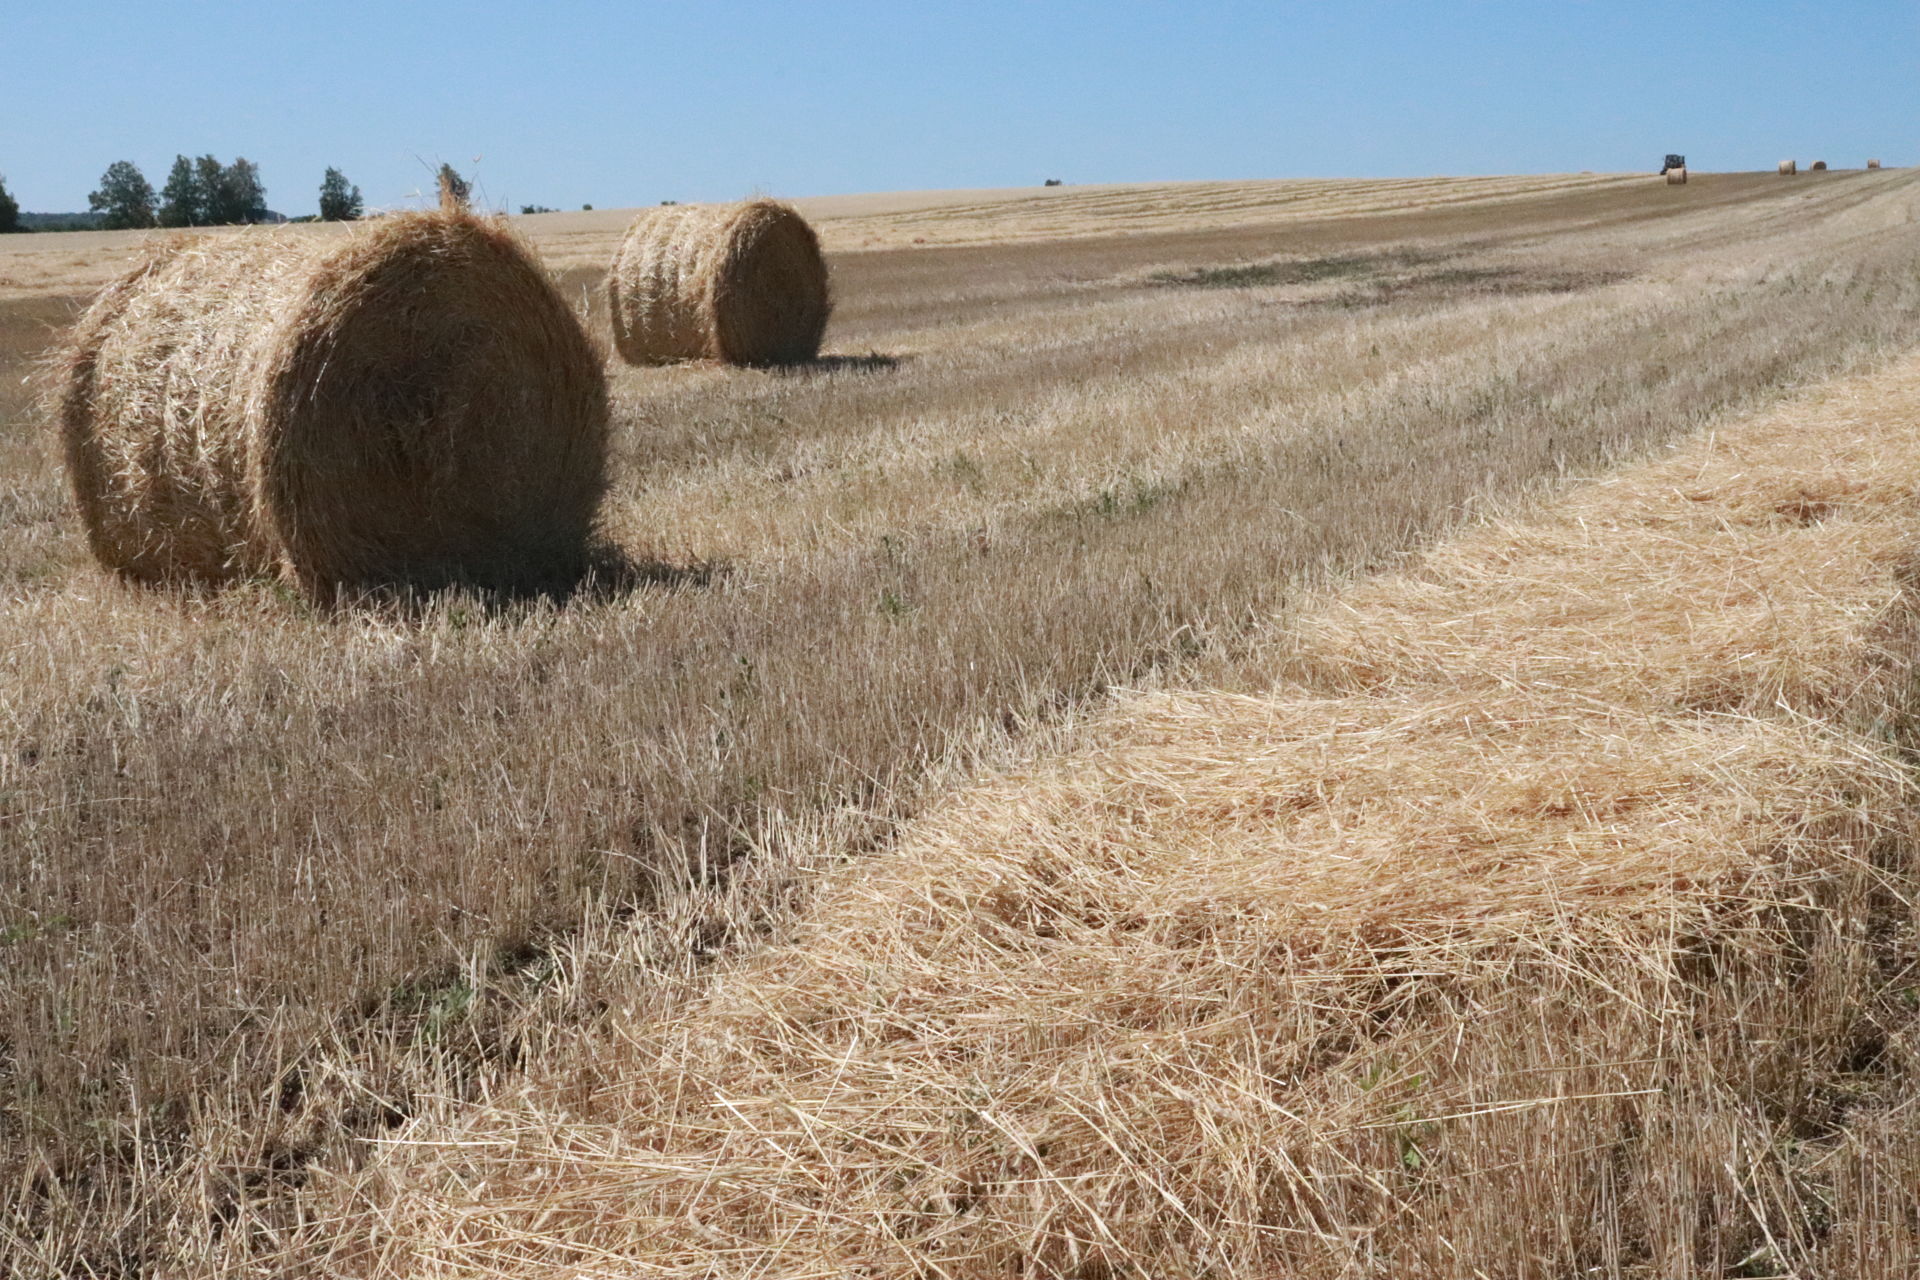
top-left (3, 1), bottom-right (1913, 216)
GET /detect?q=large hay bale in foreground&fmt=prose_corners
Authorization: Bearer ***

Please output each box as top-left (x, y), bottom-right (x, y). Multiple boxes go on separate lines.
top-left (1779, 159), bottom-right (1798, 175)
top-left (606, 200), bottom-right (831, 366)
top-left (1811, 159), bottom-right (1828, 171)
top-left (1665, 166), bottom-right (1688, 185)
top-left (58, 212), bottom-right (608, 595)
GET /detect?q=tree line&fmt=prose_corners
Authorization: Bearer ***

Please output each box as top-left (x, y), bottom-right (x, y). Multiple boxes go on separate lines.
top-left (0, 161), bottom-right (591, 234)
top-left (0, 159), bottom-right (363, 233)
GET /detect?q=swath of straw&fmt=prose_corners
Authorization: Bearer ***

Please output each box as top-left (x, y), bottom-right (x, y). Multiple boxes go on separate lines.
top-left (318, 355), bottom-right (1920, 1278)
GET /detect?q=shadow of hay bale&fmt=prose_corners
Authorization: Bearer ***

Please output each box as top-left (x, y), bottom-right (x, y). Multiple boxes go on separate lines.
top-left (338, 543), bottom-right (727, 618)
top-left (769, 352), bottom-right (909, 377)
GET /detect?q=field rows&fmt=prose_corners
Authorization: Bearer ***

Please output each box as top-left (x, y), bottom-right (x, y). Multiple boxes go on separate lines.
top-left (2, 168), bottom-right (1918, 1273)
top-left (311, 325), bottom-right (1920, 1280)
top-left (0, 171), bottom-right (1652, 301)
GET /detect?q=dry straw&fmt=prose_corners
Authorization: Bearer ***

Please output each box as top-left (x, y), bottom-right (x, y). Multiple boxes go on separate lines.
top-left (57, 212), bottom-right (609, 595)
top-left (1811, 159), bottom-right (1829, 171)
top-left (312, 360), bottom-right (1920, 1271)
top-left (606, 200), bottom-right (831, 366)
top-left (437, 166), bottom-right (469, 213)
top-left (1665, 165), bottom-right (1688, 185)
top-left (1869, 158), bottom-right (1883, 169)
top-left (1779, 159), bottom-right (1798, 175)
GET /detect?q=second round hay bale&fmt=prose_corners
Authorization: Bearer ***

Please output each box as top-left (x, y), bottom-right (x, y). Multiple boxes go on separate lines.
top-left (606, 200), bottom-right (831, 366)
top-left (1811, 160), bottom-right (1828, 171)
top-left (1779, 159), bottom-right (1798, 175)
top-left (1666, 166), bottom-right (1688, 185)
top-left (1868, 158), bottom-right (1882, 169)
top-left (58, 211), bottom-right (609, 595)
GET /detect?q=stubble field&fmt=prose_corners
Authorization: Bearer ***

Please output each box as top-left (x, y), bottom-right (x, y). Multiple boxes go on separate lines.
top-left (3, 167), bottom-right (1920, 1275)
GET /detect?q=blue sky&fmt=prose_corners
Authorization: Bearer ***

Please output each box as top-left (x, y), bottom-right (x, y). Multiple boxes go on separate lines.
top-left (3, 1), bottom-right (1913, 215)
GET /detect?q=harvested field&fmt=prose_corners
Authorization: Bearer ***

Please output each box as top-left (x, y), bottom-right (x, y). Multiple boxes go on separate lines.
top-left (298, 338), bottom-right (1920, 1280)
top-left (0, 171), bottom-right (1700, 302)
top-left (1, 167), bottom-right (1918, 1274)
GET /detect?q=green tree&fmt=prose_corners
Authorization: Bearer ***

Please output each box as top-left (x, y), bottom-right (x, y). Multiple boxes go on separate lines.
top-left (193, 155), bottom-right (228, 221)
top-left (318, 167), bottom-right (363, 221)
top-left (87, 160), bottom-right (156, 229)
top-left (190, 156), bottom-right (270, 225)
top-left (0, 174), bottom-right (20, 233)
top-left (220, 157), bottom-right (269, 224)
top-left (157, 155), bottom-right (205, 227)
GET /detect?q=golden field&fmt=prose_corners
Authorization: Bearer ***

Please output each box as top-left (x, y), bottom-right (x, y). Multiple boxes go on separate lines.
top-left (3, 167), bottom-right (1920, 1276)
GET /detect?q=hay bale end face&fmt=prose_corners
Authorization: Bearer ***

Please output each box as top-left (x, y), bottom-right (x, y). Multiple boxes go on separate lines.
top-left (58, 212), bottom-right (609, 596)
top-left (606, 200), bottom-right (831, 367)
top-left (1811, 160), bottom-right (1828, 171)
top-left (1666, 166), bottom-right (1688, 185)
top-left (1779, 159), bottom-right (1798, 175)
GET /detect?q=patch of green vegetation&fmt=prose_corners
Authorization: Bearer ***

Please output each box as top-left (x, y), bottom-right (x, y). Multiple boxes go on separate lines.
top-left (384, 975), bottom-right (478, 1047)
top-left (1, 914), bottom-right (74, 946)
top-left (1153, 254), bottom-right (1378, 289)
top-left (1089, 476), bottom-right (1177, 519)
top-left (949, 450), bottom-right (986, 494)
top-left (1154, 248), bottom-right (1445, 290)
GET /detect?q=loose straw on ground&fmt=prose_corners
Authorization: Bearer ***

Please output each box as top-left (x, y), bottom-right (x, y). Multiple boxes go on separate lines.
top-left (308, 357), bottom-right (1920, 1276)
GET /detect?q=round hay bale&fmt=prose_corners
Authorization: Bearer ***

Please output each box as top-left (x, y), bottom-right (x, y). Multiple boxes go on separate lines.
top-left (1666, 166), bottom-right (1688, 185)
top-left (606, 200), bottom-right (831, 366)
top-left (1779, 159), bottom-right (1798, 175)
top-left (1868, 158), bottom-right (1882, 169)
top-left (57, 211), bottom-right (608, 596)
top-left (1811, 160), bottom-right (1828, 171)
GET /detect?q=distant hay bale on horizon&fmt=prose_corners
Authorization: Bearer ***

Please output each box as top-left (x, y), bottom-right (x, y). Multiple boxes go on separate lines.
top-left (1868, 158), bottom-right (1882, 169)
top-left (1666, 167), bottom-right (1688, 185)
top-left (606, 200), bottom-right (831, 367)
top-left (1811, 160), bottom-right (1828, 171)
top-left (57, 212), bottom-right (609, 597)
top-left (1779, 159), bottom-right (1798, 175)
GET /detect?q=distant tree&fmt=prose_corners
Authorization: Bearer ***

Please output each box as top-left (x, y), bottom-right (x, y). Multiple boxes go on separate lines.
top-left (319, 167), bottom-right (363, 221)
top-left (0, 174), bottom-right (20, 234)
top-left (220, 157), bottom-right (269, 224)
top-left (190, 155), bottom-right (227, 222)
top-left (157, 155), bottom-right (206, 227)
top-left (581, 203), bottom-right (592, 211)
top-left (436, 163), bottom-right (470, 212)
top-left (88, 160), bottom-right (156, 229)
top-left (519, 203), bottom-right (559, 215)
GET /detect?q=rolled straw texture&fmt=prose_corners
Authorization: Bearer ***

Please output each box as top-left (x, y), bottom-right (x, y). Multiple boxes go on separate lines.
top-left (1780, 159), bottom-right (1798, 175)
top-left (606, 200), bottom-right (831, 366)
top-left (1665, 166), bottom-right (1688, 185)
top-left (58, 212), bottom-right (608, 595)
top-left (1811, 160), bottom-right (1829, 171)
top-left (1868, 159), bottom-right (1883, 169)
